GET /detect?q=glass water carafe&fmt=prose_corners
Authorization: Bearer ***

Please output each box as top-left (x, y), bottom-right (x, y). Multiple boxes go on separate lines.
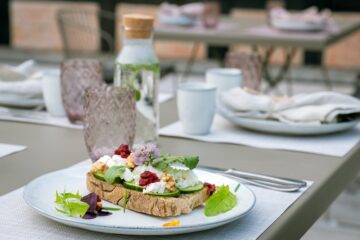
top-left (114, 15), bottom-right (159, 144)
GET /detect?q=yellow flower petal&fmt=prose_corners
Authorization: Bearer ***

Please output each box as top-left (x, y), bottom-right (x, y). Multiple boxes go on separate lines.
top-left (162, 219), bottom-right (181, 227)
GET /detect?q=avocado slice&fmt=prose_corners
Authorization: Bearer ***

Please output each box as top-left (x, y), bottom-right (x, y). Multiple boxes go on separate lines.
top-left (123, 180), bottom-right (144, 192)
top-left (92, 171), bottom-right (105, 181)
top-left (178, 182), bottom-right (204, 193)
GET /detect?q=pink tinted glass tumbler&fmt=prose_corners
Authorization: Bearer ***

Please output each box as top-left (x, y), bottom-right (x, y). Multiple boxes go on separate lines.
top-left (83, 86), bottom-right (137, 162)
top-left (61, 59), bottom-right (104, 123)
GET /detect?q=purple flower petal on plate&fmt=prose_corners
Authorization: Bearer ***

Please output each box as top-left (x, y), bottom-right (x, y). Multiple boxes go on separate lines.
top-left (146, 143), bottom-right (160, 159)
top-left (81, 193), bottom-right (98, 213)
top-left (98, 209), bottom-right (112, 216)
top-left (82, 212), bottom-right (97, 219)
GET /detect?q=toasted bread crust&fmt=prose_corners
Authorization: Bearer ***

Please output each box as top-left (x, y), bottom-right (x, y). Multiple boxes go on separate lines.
top-left (86, 172), bottom-right (209, 217)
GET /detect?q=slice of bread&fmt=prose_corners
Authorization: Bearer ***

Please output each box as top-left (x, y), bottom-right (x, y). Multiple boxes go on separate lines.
top-left (86, 172), bottom-right (210, 217)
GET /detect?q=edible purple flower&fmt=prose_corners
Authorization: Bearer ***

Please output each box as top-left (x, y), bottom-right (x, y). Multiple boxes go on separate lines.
top-left (146, 143), bottom-right (160, 159)
top-left (80, 192), bottom-right (112, 219)
top-left (134, 144), bottom-right (160, 165)
top-left (82, 212), bottom-right (97, 219)
top-left (81, 192), bottom-right (98, 214)
top-left (134, 147), bottom-right (150, 165)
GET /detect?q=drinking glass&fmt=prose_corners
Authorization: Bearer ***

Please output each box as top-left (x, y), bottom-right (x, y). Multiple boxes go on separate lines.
top-left (83, 86), bottom-right (136, 162)
top-left (61, 59), bottom-right (103, 123)
top-left (42, 69), bottom-right (66, 117)
top-left (177, 82), bottom-right (216, 135)
top-left (202, 0), bottom-right (220, 29)
top-left (206, 68), bottom-right (242, 93)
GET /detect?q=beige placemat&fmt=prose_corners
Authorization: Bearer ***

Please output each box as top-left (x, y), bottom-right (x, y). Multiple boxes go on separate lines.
top-left (160, 115), bottom-right (360, 157)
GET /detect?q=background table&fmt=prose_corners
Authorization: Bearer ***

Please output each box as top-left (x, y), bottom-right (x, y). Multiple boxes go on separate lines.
top-left (155, 15), bottom-right (360, 90)
top-left (155, 16), bottom-right (360, 49)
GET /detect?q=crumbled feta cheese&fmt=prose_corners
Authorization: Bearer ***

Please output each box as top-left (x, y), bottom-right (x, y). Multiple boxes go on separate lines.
top-left (143, 181), bottom-right (166, 194)
top-left (95, 155), bottom-right (127, 168)
top-left (123, 168), bottom-right (134, 182)
top-left (172, 170), bottom-right (200, 189)
top-left (107, 155), bottom-right (127, 168)
top-left (97, 155), bottom-right (112, 164)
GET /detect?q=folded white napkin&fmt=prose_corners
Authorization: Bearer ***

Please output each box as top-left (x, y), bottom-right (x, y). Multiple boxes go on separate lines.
top-left (220, 88), bottom-right (360, 125)
top-left (270, 6), bottom-right (331, 25)
top-left (0, 143), bottom-right (27, 158)
top-left (220, 88), bottom-right (273, 119)
top-left (0, 60), bottom-right (43, 98)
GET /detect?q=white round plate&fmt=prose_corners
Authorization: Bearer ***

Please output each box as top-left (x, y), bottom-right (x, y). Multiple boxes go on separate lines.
top-left (0, 94), bottom-right (44, 108)
top-left (271, 19), bottom-right (324, 31)
top-left (218, 104), bottom-right (358, 135)
top-left (159, 14), bottom-right (195, 26)
top-left (23, 166), bottom-right (255, 235)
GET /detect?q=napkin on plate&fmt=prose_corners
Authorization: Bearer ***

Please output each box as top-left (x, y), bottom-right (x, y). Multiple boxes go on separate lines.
top-left (270, 6), bottom-right (331, 25)
top-left (220, 88), bottom-right (360, 125)
top-left (0, 60), bottom-right (43, 98)
top-left (269, 6), bottom-right (337, 32)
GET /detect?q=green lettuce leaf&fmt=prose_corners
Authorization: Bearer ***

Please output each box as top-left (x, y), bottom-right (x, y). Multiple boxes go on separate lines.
top-left (104, 166), bottom-right (126, 184)
top-left (66, 200), bottom-right (90, 217)
top-left (204, 185), bottom-right (237, 217)
top-left (152, 154), bottom-right (199, 171)
top-left (55, 190), bottom-right (89, 217)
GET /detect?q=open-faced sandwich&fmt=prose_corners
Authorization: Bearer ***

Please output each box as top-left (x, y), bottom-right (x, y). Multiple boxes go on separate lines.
top-left (86, 144), bottom-right (216, 218)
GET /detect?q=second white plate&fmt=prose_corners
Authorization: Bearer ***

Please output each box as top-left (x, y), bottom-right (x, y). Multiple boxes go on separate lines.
top-left (218, 103), bottom-right (358, 135)
top-left (271, 19), bottom-right (325, 32)
top-left (0, 94), bottom-right (44, 108)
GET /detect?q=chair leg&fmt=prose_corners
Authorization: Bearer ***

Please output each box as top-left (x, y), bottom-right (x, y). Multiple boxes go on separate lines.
top-left (180, 42), bottom-right (200, 82)
top-left (284, 48), bottom-right (294, 96)
top-left (263, 47), bottom-right (296, 93)
top-left (353, 73), bottom-right (360, 98)
top-left (321, 66), bottom-right (332, 90)
top-left (285, 67), bottom-right (293, 96)
top-left (320, 53), bottom-right (332, 91)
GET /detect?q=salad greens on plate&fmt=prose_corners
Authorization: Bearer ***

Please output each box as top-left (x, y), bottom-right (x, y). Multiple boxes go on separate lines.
top-left (204, 185), bottom-right (238, 217)
top-left (55, 191), bottom-right (120, 219)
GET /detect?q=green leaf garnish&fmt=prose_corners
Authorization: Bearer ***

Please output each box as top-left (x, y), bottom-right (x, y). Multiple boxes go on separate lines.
top-left (104, 166), bottom-right (126, 184)
top-left (55, 207), bottom-right (67, 214)
top-left (152, 154), bottom-right (199, 171)
top-left (135, 89), bottom-right (141, 101)
top-left (204, 185), bottom-right (237, 217)
top-left (123, 190), bottom-right (128, 213)
top-left (54, 190), bottom-right (89, 217)
top-left (102, 206), bottom-right (122, 211)
top-left (235, 184), bottom-right (240, 192)
top-left (116, 63), bottom-right (160, 102)
top-left (66, 200), bottom-right (90, 217)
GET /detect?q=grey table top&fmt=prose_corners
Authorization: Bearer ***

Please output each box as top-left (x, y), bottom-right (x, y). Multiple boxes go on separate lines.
top-left (155, 15), bottom-right (360, 50)
top-left (0, 100), bottom-right (360, 239)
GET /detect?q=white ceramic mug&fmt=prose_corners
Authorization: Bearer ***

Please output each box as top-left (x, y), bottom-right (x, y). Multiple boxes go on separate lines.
top-left (42, 69), bottom-right (66, 117)
top-left (206, 68), bottom-right (242, 92)
top-left (177, 82), bottom-right (216, 135)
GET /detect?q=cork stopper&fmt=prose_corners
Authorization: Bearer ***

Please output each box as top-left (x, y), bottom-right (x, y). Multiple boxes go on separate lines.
top-left (122, 14), bottom-right (154, 39)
